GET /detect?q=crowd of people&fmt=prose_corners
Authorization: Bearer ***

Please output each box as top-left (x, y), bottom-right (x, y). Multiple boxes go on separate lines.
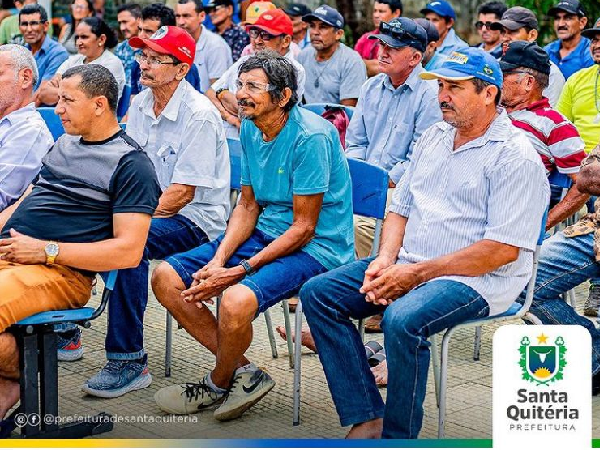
top-left (1, 0), bottom-right (600, 440)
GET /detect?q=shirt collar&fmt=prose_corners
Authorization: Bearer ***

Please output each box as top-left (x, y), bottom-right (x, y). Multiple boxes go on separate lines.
top-left (197, 25), bottom-right (208, 51)
top-left (439, 29), bottom-right (460, 51)
top-left (436, 108), bottom-right (512, 151)
top-left (139, 80), bottom-right (186, 121)
top-left (1, 102), bottom-right (36, 126)
top-left (524, 97), bottom-right (551, 111)
top-left (27, 34), bottom-right (51, 54)
top-left (383, 64), bottom-right (424, 92)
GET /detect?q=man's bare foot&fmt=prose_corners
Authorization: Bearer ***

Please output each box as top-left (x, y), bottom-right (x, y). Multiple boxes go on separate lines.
top-left (0, 378), bottom-right (19, 419)
top-left (275, 325), bottom-right (317, 353)
top-left (346, 418), bottom-right (383, 439)
top-left (371, 360), bottom-right (388, 387)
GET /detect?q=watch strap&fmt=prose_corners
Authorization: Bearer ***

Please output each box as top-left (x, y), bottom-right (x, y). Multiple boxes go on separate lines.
top-left (239, 259), bottom-right (254, 276)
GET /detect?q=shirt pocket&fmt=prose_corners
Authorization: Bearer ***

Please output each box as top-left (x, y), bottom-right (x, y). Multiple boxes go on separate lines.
top-left (156, 143), bottom-right (179, 167)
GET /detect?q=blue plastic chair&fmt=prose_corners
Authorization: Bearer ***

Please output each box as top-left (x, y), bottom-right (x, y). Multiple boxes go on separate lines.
top-left (37, 107), bottom-right (64, 141)
top-left (292, 158), bottom-right (389, 425)
top-left (117, 85), bottom-right (132, 122)
top-left (9, 270), bottom-right (118, 438)
top-left (431, 208), bottom-right (549, 438)
top-left (302, 102), bottom-right (354, 121)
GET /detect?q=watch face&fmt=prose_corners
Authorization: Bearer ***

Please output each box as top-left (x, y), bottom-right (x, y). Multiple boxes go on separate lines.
top-left (46, 243), bottom-right (59, 257)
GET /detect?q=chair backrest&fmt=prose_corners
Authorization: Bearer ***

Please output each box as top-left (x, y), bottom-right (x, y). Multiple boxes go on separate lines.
top-left (38, 107), bottom-right (64, 141)
top-left (117, 84), bottom-right (132, 121)
top-left (303, 103), bottom-right (354, 121)
top-left (548, 170), bottom-right (572, 190)
top-left (348, 158), bottom-right (389, 220)
top-left (520, 207), bottom-right (550, 315)
top-left (228, 138), bottom-right (242, 191)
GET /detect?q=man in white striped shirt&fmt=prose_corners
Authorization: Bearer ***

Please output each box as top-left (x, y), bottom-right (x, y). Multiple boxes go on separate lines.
top-left (300, 47), bottom-right (549, 439)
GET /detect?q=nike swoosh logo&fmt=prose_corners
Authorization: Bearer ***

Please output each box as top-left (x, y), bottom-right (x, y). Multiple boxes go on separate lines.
top-left (242, 376), bottom-right (263, 393)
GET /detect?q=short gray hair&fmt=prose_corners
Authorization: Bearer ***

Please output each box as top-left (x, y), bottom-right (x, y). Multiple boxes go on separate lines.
top-left (62, 64), bottom-right (119, 112)
top-left (515, 66), bottom-right (550, 92)
top-left (0, 44), bottom-right (39, 88)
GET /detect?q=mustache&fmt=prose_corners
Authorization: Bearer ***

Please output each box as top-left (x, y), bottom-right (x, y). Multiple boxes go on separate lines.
top-left (141, 71), bottom-right (154, 80)
top-left (238, 99), bottom-right (255, 108)
top-left (440, 101), bottom-right (455, 110)
top-left (557, 27), bottom-right (568, 31)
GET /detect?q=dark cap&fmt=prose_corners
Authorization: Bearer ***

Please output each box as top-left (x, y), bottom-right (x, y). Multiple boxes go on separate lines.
top-left (582, 17), bottom-right (600, 39)
top-left (499, 41), bottom-right (550, 75)
top-left (420, 0), bottom-right (456, 20)
top-left (302, 4), bottom-right (344, 28)
top-left (414, 17), bottom-right (439, 43)
top-left (283, 3), bottom-right (311, 17)
top-left (548, 0), bottom-right (586, 17)
top-left (490, 7), bottom-right (538, 31)
top-left (369, 17), bottom-right (427, 52)
top-left (206, 0), bottom-right (233, 8)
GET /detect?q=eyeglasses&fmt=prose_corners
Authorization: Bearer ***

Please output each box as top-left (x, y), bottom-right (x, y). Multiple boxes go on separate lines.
top-left (475, 21), bottom-right (496, 30)
top-left (248, 28), bottom-right (282, 41)
top-left (235, 79), bottom-right (274, 94)
top-left (379, 21), bottom-right (417, 41)
top-left (135, 54), bottom-right (180, 67)
top-left (19, 20), bottom-right (45, 27)
top-left (71, 4), bottom-right (89, 10)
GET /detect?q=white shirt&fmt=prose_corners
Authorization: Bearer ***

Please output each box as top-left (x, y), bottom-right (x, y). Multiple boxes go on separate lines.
top-left (0, 103), bottom-right (53, 210)
top-left (195, 25), bottom-right (233, 92)
top-left (389, 110), bottom-right (549, 316)
top-left (56, 50), bottom-right (126, 101)
top-left (126, 80), bottom-right (230, 239)
top-left (544, 62), bottom-right (566, 108)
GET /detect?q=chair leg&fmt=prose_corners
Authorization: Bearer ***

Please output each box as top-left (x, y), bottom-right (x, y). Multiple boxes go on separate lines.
top-left (438, 328), bottom-right (455, 439)
top-left (165, 312), bottom-right (173, 378)
top-left (292, 301), bottom-right (303, 426)
top-left (473, 326), bottom-right (482, 361)
top-left (263, 309), bottom-right (278, 358)
top-left (358, 318), bottom-right (365, 342)
top-left (19, 333), bottom-right (41, 437)
top-left (568, 289), bottom-right (577, 308)
top-left (40, 331), bottom-right (59, 434)
top-left (430, 334), bottom-right (440, 408)
top-left (282, 299), bottom-right (294, 368)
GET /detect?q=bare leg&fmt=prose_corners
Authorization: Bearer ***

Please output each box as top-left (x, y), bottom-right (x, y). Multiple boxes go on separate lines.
top-left (371, 360), bottom-right (388, 387)
top-left (275, 325), bottom-right (317, 353)
top-left (151, 262), bottom-right (251, 367)
top-left (346, 418), bottom-right (383, 439)
top-left (0, 333), bottom-right (19, 419)
top-left (211, 285), bottom-right (258, 388)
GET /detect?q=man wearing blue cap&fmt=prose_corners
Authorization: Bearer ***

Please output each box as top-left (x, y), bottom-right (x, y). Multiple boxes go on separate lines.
top-left (298, 4), bottom-right (366, 106)
top-left (420, 0), bottom-right (467, 71)
top-left (301, 46), bottom-right (549, 438)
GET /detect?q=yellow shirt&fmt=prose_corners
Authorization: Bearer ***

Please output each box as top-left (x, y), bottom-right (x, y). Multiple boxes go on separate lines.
top-left (557, 65), bottom-right (600, 153)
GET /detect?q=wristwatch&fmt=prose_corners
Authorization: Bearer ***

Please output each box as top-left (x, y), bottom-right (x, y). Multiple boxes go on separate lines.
top-left (239, 259), bottom-right (255, 276)
top-left (45, 242), bottom-right (60, 265)
top-left (215, 88), bottom-right (229, 100)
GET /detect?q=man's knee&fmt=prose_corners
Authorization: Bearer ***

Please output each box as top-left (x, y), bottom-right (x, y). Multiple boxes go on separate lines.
top-left (299, 273), bottom-right (331, 315)
top-left (151, 262), bottom-right (184, 307)
top-left (219, 286), bottom-right (258, 328)
top-left (381, 304), bottom-right (418, 339)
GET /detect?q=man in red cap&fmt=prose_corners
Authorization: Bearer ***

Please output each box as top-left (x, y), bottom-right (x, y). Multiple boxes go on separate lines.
top-left (80, 25), bottom-right (231, 399)
top-left (206, 9), bottom-right (305, 138)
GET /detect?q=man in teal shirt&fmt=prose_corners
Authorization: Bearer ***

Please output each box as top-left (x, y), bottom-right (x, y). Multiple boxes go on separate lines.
top-left (152, 51), bottom-right (353, 421)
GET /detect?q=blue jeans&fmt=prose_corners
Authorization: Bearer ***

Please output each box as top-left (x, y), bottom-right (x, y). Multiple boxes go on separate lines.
top-left (300, 258), bottom-right (490, 439)
top-left (105, 215), bottom-right (207, 360)
top-left (522, 230), bottom-right (600, 374)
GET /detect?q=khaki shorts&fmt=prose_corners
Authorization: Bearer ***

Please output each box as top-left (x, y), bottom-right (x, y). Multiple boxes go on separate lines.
top-left (0, 261), bottom-right (93, 333)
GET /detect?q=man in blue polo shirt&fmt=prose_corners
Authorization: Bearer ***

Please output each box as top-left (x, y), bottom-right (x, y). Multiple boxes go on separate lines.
top-left (18, 4), bottom-right (68, 98)
top-left (544, 0), bottom-right (593, 79)
top-left (420, 0), bottom-right (467, 70)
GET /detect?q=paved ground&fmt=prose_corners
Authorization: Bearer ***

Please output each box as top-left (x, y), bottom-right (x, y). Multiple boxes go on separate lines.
top-left (14, 264), bottom-right (600, 440)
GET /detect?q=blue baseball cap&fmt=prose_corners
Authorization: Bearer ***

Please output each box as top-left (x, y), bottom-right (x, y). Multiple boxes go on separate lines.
top-left (420, 0), bottom-right (456, 20)
top-left (369, 18), bottom-right (427, 52)
top-left (420, 47), bottom-right (503, 88)
top-left (302, 4), bottom-right (344, 29)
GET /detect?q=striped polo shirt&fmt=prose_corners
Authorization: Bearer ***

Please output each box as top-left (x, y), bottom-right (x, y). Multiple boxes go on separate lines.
top-left (508, 98), bottom-right (586, 176)
top-left (389, 110), bottom-right (549, 316)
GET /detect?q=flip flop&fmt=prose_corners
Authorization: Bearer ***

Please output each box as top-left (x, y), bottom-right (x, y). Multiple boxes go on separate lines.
top-left (365, 340), bottom-right (383, 358)
top-left (369, 349), bottom-right (386, 368)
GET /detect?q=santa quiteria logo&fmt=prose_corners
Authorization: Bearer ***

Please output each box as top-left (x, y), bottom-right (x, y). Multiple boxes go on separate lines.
top-left (519, 333), bottom-right (566, 386)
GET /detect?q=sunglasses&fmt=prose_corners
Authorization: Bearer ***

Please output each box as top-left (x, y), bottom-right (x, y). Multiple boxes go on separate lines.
top-left (379, 21), bottom-right (417, 41)
top-left (475, 21), bottom-right (499, 30)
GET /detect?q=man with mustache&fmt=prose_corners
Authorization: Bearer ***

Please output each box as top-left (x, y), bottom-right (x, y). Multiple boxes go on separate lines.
top-left (114, 3), bottom-right (142, 87)
top-left (300, 47), bottom-right (548, 439)
top-left (153, 51), bottom-right (353, 421)
top-left (544, 0), bottom-right (593, 80)
top-left (474, 1), bottom-right (506, 58)
top-left (78, 26), bottom-right (231, 399)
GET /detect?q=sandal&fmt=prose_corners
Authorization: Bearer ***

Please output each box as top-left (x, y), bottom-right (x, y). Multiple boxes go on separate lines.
top-left (369, 349), bottom-right (386, 367)
top-left (365, 341), bottom-right (383, 366)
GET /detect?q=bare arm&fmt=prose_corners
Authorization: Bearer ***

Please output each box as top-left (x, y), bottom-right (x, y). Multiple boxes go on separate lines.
top-left (0, 185), bottom-right (33, 230)
top-left (36, 75), bottom-right (61, 106)
top-left (340, 98), bottom-right (358, 107)
top-left (205, 88), bottom-right (240, 128)
top-left (154, 183), bottom-right (195, 218)
top-left (576, 149), bottom-right (600, 196)
top-left (546, 173), bottom-right (589, 229)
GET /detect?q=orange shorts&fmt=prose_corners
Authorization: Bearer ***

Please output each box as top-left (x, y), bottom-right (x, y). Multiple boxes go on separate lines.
top-left (0, 261), bottom-right (93, 333)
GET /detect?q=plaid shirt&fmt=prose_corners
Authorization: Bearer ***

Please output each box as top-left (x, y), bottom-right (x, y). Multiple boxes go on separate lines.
top-left (115, 40), bottom-right (140, 86)
top-left (220, 24), bottom-right (250, 63)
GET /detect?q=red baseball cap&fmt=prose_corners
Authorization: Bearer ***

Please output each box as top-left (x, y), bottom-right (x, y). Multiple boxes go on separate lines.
top-left (246, 9), bottom-right (293, 36)
top-left (130, 26), bottom-right (195, 66)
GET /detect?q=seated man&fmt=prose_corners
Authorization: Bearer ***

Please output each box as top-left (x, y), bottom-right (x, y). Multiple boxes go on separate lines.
top-left (414, 17), bottom-right (439, 67)
top-left (0, 64), bottom-right (160, 420)
top-left (152, 51), bottom-right (354, 420)
top-left (300, 48), bottom-right (548, 439)
top-left (0, 44), bottom-right (53, 212)
top-left (500, 41), bottom-right (588, 229)
top-left (60, 27), bottom-right (230, 398)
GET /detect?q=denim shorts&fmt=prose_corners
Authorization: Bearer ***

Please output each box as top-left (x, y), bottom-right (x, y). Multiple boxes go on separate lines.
top-left (165, 228), bottom-right (327, 315)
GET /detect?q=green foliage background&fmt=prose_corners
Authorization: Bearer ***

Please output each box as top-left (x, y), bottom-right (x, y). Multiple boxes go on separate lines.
top-left (506, 0), bottom-right (600, 45)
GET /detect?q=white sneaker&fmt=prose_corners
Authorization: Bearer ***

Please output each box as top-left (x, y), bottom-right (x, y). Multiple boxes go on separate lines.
top-left (214, 368), bottom-right (275, 421)
top-left (154, 374), bottom-right (225, 415)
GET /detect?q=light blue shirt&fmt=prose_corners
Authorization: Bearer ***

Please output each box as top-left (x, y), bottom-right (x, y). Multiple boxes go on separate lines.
top-left (389, 109), bottom-right (549, 316)
top-left (544, 36), bottom-right (594, 80)
top-left (194, 26), bottom-right (233, 92)
top-left (425, 28), bottom-right (468, 71)
top-left (0, 103), bottom-right (53, 210)
top-left (345, 66), bottom-right (442, 184)
top-left (28, 35), bottom-right (68, 90)
top-left (240, 106), bottom-right (354, 270)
